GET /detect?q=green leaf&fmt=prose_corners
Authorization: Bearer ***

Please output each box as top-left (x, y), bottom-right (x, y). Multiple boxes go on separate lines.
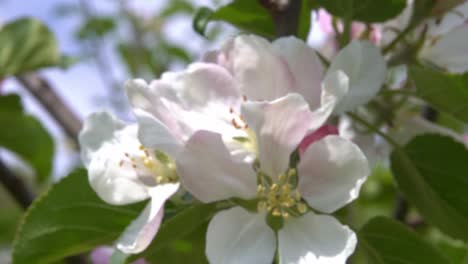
top-left (0, 18), bottom-right (61, 77)
top-left (410, 66), bottom-right (468, 124)
top-left (0, 94), bottom-right (22, 113)
top-left (391, 134), bottom-right (468, 242)
top-left (298, 0), bottom-right (314, 40)
top-left (132, 202), bottom-right (225, 262)
top-left (193, 0), bottom-right (275, 38)
top-left (76, 17), bottom-right (115, 40)
top-left (359, 217), bottom-right (449, 263)
top-left (316, 0), bottom-right (407, 23)
top-left (12, 169), bottom-right (145, 264)
top-left (0, 110), bottom-right (54, 182)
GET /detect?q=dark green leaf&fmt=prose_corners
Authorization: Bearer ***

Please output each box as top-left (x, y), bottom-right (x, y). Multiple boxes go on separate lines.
top-left (143, 223), bottom-right (209, 263)
top-left (298, 0), bottom-right (314, 40)
top-left (359, 217), bottom-right (449, 263)
top-left (12, 169), bottom-right (145, 264)
top-left (0, 18), bottom-right (61, 77)
top-left (193, 0), bottom-right (275, 38)
top-left (0, 94), bottom-right (22, 113)
top-left (410, 66), bottom-right (468, 124)
top-left (132, 202), bottom-right (225, 261)
top-left (316, 0), bottom-right (407, 23)
top-left (193, 7), bottom-right (214, 37)
top-left (391, 134), bottom-right (468, 242)
top-left (0, 111), bottom-right (54, 182)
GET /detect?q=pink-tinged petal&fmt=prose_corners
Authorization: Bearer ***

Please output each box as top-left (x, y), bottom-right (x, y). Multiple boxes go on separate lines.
top-left (272, 36), bottom-right (325, 109)
top-left (420, 25), bottom-right (468, 73)
top-left (298, 135), bottom-right (369, 213)
top-left (177, 131), bottom-right (257, 202)
top-left (90, 246), bottom-right (148, 264)
top-left (117, 183), bottom-right (180, 254)
top-left (278, 212), bottom-right (357, 264)
top-left (299, 125), bottom-right (338, 156)
top-left (242, 93), bottom-right (313, 178)
top-left (317, 9), bottom-right (334, 35)
top-left (216, 35), bottom-right (294, 101)
top-left (126, 63), bottom-right (241, 144)
top-left (79, 112), bottom-right (150, 205)
top-left (206, 207), bottom-right (276, 264)
top-left (327, 41), bottom-right (386, 114)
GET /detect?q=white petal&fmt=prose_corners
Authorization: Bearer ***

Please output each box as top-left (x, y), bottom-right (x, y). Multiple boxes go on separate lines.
top-left (278, 212), bottom-right (357, 264)
top-left (79, 111), bottom-right (126, 167)
top-left (217, 34), bottom-right (294, 101)
top-left (427, 2), bottom-right (468, 37)
top-left (242, 94), bottom-right (313, 178)
top-left (79, 112), bottom-right (149, 205)
top-left (298, 135), bottom-right (369, 213)
top-left (206, 207), bottom-right (276, 264)
top-left (117, 183), bottom-right (180, 254)
top-left (420, 25), bottom-right (468, 73)
top-left (177, 131), bottom-right (257, 202)
top-left (309, 70), bottom-right (349, 132)
top-left (134, 109), bottom-right (183, 158)
top-left (126, 63), bottom-right (241, 144)
top-left (327, 41), bottom-right (386, 114)
top-left (272, 36), bottom-right (325, 109)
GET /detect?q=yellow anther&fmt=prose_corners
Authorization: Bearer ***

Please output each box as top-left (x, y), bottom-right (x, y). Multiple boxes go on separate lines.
top-left (297, 202), bottom-right (308, 214)
top-left (287, 168), bottom-right (296, 177)
top-left (281, 184), bottom-right (292, 194)
top-left (139, 145), bottom-right (145, 150)
top-left (257, 185), bottom-right (266, 196)
top-left (270, 184), bottom-right (279, 192)
top-left (272, 208), bottom-right (282, 216)
top-left (156, 176), bottom-right (165, 184)
top-left (282, 211), bottom-right (290, 219)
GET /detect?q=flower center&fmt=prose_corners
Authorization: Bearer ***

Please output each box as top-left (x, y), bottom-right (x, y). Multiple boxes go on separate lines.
top-left (119, 145), bottom-right (178, 184)
top-left (256, 168), bottom-right (307, 219)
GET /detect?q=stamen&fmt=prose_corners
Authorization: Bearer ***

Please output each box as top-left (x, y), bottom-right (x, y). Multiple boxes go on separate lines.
top-left (256, 168), bottom-right (307, 219)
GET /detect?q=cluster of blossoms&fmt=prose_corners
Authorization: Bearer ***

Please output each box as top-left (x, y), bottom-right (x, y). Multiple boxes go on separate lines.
top-left (79, 32), bottom-right (391, 263)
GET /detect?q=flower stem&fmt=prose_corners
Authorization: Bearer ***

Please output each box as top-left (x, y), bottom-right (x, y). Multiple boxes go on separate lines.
top-left (347, 112), bottom-right (400, 148)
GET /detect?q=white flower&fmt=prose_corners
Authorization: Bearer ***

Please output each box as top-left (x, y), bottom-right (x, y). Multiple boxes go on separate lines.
top-left (79, 111), bottom-right (180, 254)
top-left (125, 35), bottom-right (386, 151)
top-left (177, 94), bottom-right (370, 264)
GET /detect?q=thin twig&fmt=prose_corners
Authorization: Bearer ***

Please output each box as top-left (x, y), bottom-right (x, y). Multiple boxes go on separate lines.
top-left (16, 73), bottom-right (82, 144)
top-left (0, 158), bottom-right (34, 209)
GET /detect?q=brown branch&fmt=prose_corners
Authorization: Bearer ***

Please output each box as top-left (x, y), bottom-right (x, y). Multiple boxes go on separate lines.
top-left (16, 73), bottom-right (82, 144)
top-left (0, 158), bottom-right (34, 209)
top-left (260, 0), bottom-right (302, 38)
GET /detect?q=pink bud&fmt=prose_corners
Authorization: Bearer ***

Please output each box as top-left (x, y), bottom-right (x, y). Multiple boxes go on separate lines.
top-left (299, 125), bottom-right (339, 156)
top-left (90, 246), bottom-right (148, 264)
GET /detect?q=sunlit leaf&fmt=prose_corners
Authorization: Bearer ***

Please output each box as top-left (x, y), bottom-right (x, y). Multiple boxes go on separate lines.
top-left (12, 169), bottom-right (145, 264)
top-left (0, 18), bottom-right (61, 77)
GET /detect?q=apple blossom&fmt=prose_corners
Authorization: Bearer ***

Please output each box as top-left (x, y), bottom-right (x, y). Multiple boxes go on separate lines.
top-left (126, 34), bottom-right (386, 152)
top-left (176, 94), bottom-right (369, 264)
top-left (79, 111), bottom-right (179, 254)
